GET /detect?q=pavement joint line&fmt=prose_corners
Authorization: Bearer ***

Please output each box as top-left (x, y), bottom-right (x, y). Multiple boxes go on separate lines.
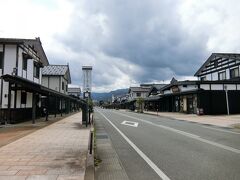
top-left (97, 109), bottom-right (171, 180)
top-left (202, 126), bottom-right (240, 135)
top-left (111, 110), bottom-right (240, 154)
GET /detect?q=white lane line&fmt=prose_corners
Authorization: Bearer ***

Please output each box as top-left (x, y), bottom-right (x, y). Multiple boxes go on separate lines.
top-left (202, 126), bottom-right (240, 135)
top-left (97, 110), bottom-right (171, 180)
top-left (112, 111), bottom-right (240, 154)
top-left (121, 121), bottom-right (139, 127)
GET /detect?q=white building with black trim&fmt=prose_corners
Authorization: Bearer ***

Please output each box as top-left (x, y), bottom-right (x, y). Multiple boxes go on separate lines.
top-left (0, 38), bottom-right (82, 123)
top-left (42, 65), bottom-right (71, 94)
top-left (0, 38), bottom-right (48, 123)
top-left (68, 85), bottom-right (81, 98)
top-left (145, 53), bottom-right (240, 115)
top-left (41, 65), bottom-right (73, 113)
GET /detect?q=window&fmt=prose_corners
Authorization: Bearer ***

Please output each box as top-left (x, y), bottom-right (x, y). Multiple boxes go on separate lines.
top-left (230, 67), bottom-right (239, 79)
top-left (200, 76), bottom-right (206, 81)
top-left (62, 82), bottom-right (64, 90)
top-left (66, 85), bottom-right (68, 92)
top-left (218, 71), bottom-right (226, 80)
top-left (136, 92), bottom-right (141, 97)
top-left (21, 92), bottom-right (27, 104)
top-left (22, 54), bottom-right (28, 70)
top-left (33, 64), bottom-right (40, 78)
top-left (183, 85), bottom-right (187, 88)
top-left (0, 52), bottom-right (3, 69)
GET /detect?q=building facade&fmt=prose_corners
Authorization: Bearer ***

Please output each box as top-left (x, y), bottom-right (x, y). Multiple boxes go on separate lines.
top-left (42, 65), bottom-right (71, 94)
top-left (68, 86), bottom-right (81, 98)
top-left (128, 86), bottom-right (151, 100)
top-left (41, 65), bottom-right (72, 114)
top-left (0, 38), bottom-right (48, 123)
top-left (195, 53), bottom-right (240, 81)
top-left (0, 38), bottom-right (82, 123)
top-left (144, 84), bottom-right (166, 111)
top-left (145, 53), bottom-right (240, 115)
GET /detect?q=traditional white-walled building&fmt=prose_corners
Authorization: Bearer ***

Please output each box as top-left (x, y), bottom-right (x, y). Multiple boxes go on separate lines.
top-left (195, 53), bottom-right (240, 81)
top-left (68, 85), bottom-right (81, 98)
top-left (0, 38), bottom-right (81, 123)
top-left (42, 65), bottom-right (71, 94)
top-left (128, 86), bottom-right (151, 101)
top-left (0, 38), bottom-right (48, 123)
top-left (145, 53), bottom-right (240, 115)
top-left (41, 65), bottom-right (72, 113)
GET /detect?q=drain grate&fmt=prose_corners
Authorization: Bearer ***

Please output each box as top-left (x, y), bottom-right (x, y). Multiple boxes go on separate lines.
top-left (96, 134), bottom-right (109, 139)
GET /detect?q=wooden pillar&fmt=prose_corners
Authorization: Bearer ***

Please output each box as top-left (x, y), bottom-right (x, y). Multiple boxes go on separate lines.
top-left (66, 99), bottom-right (69, 114)
top-left (45, 95), bottom-right (49, 121)
top-left (60, 98), bottom-right (63, 116)
top-left (32, 92), bottom-right (36, 124)
top-left (65, 98), bottom-right (69, 114)
top-left (7, 82), bottom-right (12, 124)
top-left (82, 103), bottom-right (89, 127)
top-left (55, 96), bottom-right (57, 117)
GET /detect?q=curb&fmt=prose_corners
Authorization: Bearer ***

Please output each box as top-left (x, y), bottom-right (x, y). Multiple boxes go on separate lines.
top-left (143, 111), bottom-right (239, 130)
top-left (85, 128), bottom-right (95, 180)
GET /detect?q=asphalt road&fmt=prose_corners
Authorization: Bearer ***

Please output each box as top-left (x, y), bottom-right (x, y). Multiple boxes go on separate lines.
top-left (95, 108), bottom-right (240, 180)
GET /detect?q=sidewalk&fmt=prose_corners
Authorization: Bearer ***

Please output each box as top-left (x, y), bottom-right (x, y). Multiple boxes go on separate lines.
top-left (143, 110), bottom-right (240, 128)
top-left (0, 113), bottom-right (77, 148)
top-left (95, 114), bottom-right (129, 180)
top-left (0, 112), bottom-right (90, 180)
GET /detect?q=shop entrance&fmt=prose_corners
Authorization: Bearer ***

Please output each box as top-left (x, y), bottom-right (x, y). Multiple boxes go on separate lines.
top-left (187, 96), bottom-right (194, 114)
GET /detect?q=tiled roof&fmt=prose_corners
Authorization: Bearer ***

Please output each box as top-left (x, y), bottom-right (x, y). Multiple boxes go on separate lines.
top-left (42, 65), bottom-right (68, 76)
top-left (152, 84), bottom-right (167, 90)
top-left (129, 87), bottom-right (151, 92)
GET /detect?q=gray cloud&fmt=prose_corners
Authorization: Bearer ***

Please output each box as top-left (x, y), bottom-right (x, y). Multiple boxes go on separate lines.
top-left (2, 0), bottom-right (240, 92)
top-left (47, 0), bottom-right (240, 92)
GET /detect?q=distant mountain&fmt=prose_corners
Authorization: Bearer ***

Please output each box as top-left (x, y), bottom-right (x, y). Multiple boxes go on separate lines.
top-left (91, 88), bottom-right (128, 101)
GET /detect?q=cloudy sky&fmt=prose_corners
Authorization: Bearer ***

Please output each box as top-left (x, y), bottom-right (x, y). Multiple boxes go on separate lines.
top-left (0, 0), bottom-right (240, 92)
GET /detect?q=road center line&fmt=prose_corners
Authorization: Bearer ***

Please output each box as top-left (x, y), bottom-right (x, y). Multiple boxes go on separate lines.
top-left (112, 110), bottom-right (240, 154)
top-left (97, 110), bottom-right (171, 180)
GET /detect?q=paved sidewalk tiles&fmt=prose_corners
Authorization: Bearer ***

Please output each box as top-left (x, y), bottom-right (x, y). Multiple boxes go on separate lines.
top-left (0, 112), bottom-right (90, 180)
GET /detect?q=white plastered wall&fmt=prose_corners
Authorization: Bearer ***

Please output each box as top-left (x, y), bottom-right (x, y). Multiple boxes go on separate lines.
top-left (41, 76), bottom-right (49, 88)
top-left (200, 84), bottom-right (210, 90)
top-left (17, 48), bottom-right (23, 77)
top-left (2, 45), bottom-right (16, 108)
top-left (49, 76), bottom-right (60, 92)
top-left (26, 92), bottom-right (32, 108)
top-left (211, 84), bottom-right (223, 90)
top-left (27, 59), bottom-right (33, 81)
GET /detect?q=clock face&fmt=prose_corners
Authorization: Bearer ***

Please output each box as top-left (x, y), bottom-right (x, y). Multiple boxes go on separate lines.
top-left (85, 93), bottom-right (89, 97)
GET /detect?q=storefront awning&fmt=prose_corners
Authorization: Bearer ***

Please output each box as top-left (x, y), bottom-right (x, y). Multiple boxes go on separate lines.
top-left (162, 89), bottom-right (203, 97)
top-left (144, 96), bottom-right (161, 101)
top-left (1, 74), bottom-right (84, 103)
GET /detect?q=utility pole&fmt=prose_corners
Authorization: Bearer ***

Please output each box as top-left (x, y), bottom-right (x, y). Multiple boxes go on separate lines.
top-left (224, 85), bottom-right (230, 115)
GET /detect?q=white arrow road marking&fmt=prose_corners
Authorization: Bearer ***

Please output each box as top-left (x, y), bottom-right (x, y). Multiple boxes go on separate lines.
top-left (121, 121), bottom-right (139, 127)
top-left (97, 110), bottom-right (171, 180)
